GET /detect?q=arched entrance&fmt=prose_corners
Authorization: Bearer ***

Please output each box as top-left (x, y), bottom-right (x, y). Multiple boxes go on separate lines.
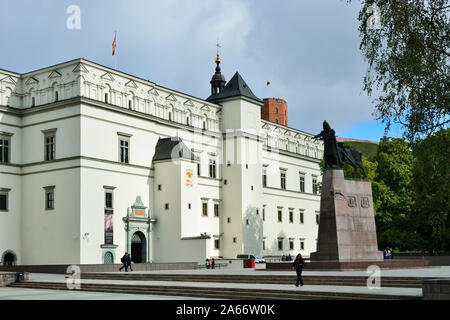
top-left (2, 251), bottom-right (16, 266)
top-left (131, 232), bottom-right (146, 263)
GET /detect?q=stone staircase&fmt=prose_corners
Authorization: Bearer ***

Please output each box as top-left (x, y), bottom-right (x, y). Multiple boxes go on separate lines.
top-left (79, 273), bottom-right (425, 288)
top-left (9, 281), bottom-right (420, 300)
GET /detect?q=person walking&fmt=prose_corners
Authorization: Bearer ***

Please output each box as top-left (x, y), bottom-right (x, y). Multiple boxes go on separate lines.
top-left (292, 253), bottom-right (304, 287)
top-left (211, 258), bottom-right (215, 269)
top-left (205, 259), bottom-right (210, 269)
top-left (119, 253), bottom-right (128, 272)
top-left (389, 248), bottom-right (394, 260)
top-left (126, 253), bottom-right (133, 271)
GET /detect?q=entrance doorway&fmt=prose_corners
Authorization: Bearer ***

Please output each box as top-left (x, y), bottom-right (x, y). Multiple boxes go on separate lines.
top-left (2, 251), bottom-right (16, 266)
top-left (131, 232), bottom-right (146, 263)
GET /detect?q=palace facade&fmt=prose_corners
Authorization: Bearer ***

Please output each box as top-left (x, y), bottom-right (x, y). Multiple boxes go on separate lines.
top-left (0, 57), bottom-right (323, 265)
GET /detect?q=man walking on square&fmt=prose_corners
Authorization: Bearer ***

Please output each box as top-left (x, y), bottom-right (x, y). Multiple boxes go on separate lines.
top-left (292, 253), bottom-right (304, 287)
top-left (119, 252), bottom-right (128, 272)
top-left (126, 253), bottom-right (133, 272)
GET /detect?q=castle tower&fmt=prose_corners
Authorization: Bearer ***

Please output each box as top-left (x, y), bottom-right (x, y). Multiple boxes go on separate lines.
top-left (207, 48), bottom-right (226, 100)
top-left (261, 98), bottom-right (288, 126)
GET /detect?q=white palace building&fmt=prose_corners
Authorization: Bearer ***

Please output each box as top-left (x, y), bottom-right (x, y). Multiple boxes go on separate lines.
top-left (0, 55), bottom-right (323, 265)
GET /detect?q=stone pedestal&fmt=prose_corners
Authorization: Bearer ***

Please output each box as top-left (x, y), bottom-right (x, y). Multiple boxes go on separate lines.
top-left (311, 169), bottom-right (383, 261)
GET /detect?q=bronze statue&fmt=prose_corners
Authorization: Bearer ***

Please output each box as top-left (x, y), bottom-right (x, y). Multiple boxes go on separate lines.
top-left (314, 121), bottom-right (342, 168)
top-left (314, 121), bottom-right (367, 178)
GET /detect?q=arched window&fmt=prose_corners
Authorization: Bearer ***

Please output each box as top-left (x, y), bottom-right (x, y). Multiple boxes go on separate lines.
top-left (55, 91), bottom-right (59, 102)
top-left (169, 112), bottom-right (172, 121)
top-left (128, 100), bottom-right (132, 110)
top-left (32, 97), bottom-right (35, 107)
top-left (186, 117), bottom-right (190, 126)
top-left (105, 93), bottom-right (109, 104)
top-left (104, 251), bottom-right (114, 264)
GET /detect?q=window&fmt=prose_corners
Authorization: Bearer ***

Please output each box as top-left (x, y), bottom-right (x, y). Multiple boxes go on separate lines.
top-left (158, 184), bottom-right (162, 191)
top-left (168, 112), bottom-right (172, 121)
top-left (289, 240), bottom-right (294, 250)
top-left (300, 239), bottom-right (305, 250)
top-left (55, 91), bottom-right (59, 102)
top-left (42, 129), bottom-right (57, 161)
top-left (165, 203), bottom-right (169, 210)
top-left (202, 202), bottom-right (208, 216)
top-left (299, 210), bottom-right (304, 224)
top-left (214, 203), bottom-right (219, 217)
top-left (262, 206), bottom-right (266, 221)
top-left (188, 203), bottom-right (191, 209)
top-left (262, 166), bottom-right (267, 187)
top-left (263, 240), bottom-right (266, 250)
top-left (214, 239), bottom-right (220, 250)
top-left (312, 176), bottom-right (318, 194)
top-left (278, 239), bottom-right (283, 250)
top-left (280, 170), bottom-right (286, 190)
top-left (227, 217), bottom-right (231, 223)
top-left (277, 208), bottom-right (283, 222)
top-left (105, 93), bottom-right (109, 103)
top-left (128, 100), bottom-right (132, 109)
top-left (316, 212), bottom-right (320, 225)
top-left (197, 162), bottom-right (201, 176)
top-left (0, 188), bottom-right (10, 211)
top-left (233, 237), bottom-right (237, 243)
top-left (32, 97), bottom-right (35, 107)
top-left (289, 210), bottom-right (294, 223)
top-left (118, 133), bottom-right (132, 164)
top-left (105, 191), bottom-right (113, 209)
top-left (44, 186), bottom-right (55, 210)
top-left (0, 133), bottom-right (12, 163)
top-left (299, 173), bottom-right (305, 193)
top-left (275, 108), bottom-right (278, 114)
top-left (209, 159), bottom-right (216, 178)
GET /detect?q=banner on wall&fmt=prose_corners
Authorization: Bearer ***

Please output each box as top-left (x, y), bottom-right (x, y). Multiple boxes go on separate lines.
top-left (105, 209), bottom-right (114, 244)
top-left (185, 168), bottom-right (194, 187)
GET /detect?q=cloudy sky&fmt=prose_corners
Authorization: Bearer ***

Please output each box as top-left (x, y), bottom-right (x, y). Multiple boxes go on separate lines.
top-left (0, 0), bottom-right (403, 141)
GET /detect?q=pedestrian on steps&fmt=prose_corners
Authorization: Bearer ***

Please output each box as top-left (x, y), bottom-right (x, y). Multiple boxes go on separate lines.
top-left (292, 253), bottom-right (304, 287)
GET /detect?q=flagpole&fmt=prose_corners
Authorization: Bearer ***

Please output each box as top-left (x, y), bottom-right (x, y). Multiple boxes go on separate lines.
top-left (114, 30), bottom-right (118, 70)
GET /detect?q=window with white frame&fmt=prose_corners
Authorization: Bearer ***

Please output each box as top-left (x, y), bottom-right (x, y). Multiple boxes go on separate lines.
top-left (118, 133), bottom-right (132, 164)
top-left (0, 188), bottom-right (10, 211)
top-left (312, 175), bottom-right (318, 194)
top-left (209, 158), bottom-right (216, 178)
top-left (42, 129), bottom-right (57, 161)
top-left (299, 172), bottom-right (305, 193)
top-left (299, 209), bottom-right (305, 224)
top-left (0, 133), bottom-right (12, 163)
top-left (280, 169), bottom-right (287, 190)
top-left (44, 186), bottom-right (55, 210)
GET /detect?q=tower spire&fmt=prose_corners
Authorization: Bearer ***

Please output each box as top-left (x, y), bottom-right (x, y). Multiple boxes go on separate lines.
top-left (207, 40), bottom-right (226, 99)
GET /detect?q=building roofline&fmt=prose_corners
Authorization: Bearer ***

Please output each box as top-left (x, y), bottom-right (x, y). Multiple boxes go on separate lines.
top-left (1, 58), bottom-right (222, 109)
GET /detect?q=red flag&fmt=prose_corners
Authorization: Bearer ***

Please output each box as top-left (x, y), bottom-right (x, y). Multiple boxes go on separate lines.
top-left (112, 33), bottom-right (117, 56)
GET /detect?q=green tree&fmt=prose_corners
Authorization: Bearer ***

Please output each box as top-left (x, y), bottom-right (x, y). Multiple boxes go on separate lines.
top-left (349, 0), bottom-right (450, 141)
top-left (373, 137), bottom-right (415, 250)
top-left (412, 128), bottom-right (450, 253)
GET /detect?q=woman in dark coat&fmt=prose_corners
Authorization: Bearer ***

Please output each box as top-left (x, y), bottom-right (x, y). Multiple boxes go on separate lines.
top-left (292, 253), bottom-right (304, 287)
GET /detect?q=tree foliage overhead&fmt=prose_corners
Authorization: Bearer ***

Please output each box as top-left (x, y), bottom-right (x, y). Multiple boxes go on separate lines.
top-left (351, 0), bottom-right (450, 141)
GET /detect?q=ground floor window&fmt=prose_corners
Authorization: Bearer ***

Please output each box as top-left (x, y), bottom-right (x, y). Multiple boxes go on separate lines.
top-left (104, 251), bottom-right (114, 264)
top-left (2, 251), bottom-right (16, 266)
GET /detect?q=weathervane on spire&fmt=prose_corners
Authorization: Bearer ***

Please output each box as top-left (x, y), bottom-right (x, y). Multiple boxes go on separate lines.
top-left (216, 39), bottom-right (222, 62)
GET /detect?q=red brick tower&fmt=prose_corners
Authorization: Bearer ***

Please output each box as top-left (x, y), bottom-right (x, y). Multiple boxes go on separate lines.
top-left (261, 98), bottom-right (288, 126)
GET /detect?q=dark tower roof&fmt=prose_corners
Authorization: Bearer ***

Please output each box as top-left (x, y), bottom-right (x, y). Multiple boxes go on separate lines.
top-left (206, 53), bottom-right (226, 101)
top-left (152, 137), bottom-right (199, 162)
top-left (207, 71), bottom-right (262, 104)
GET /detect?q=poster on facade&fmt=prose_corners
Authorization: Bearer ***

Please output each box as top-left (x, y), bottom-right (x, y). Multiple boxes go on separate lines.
top-left (185, 168), bottom-right (194, 187)
top-left (104, 209), bottom-right (113, 244)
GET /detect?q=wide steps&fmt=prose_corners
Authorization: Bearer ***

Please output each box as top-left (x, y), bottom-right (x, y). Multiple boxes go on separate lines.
top-left (80, 273), bottom-right (423, 288)
top-left (9, 281), bottom-right (419, 300)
